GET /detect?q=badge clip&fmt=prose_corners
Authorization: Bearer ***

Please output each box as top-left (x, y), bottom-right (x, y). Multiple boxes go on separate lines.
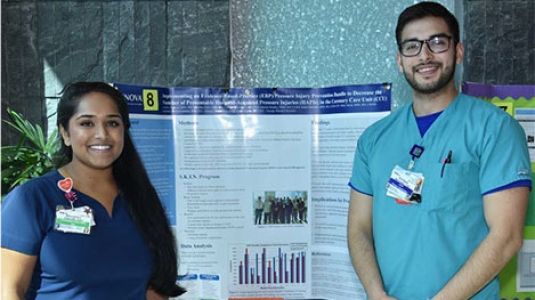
top-left (57, 177), bottom-right (78, 209)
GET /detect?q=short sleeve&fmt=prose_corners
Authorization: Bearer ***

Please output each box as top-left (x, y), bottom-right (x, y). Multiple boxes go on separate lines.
top-left (349, 129), bottom-right (373, 195)
top-left (1, 185), bottom-right (46, 255)
top-left (479, 112), bottom-right (532, 193)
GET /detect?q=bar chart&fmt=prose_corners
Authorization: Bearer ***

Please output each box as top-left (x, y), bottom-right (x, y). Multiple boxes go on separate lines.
top-left (229, 243), bottom-right (308, 287)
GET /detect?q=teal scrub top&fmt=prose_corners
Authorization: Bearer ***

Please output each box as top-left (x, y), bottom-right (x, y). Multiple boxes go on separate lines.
top-left (349, 93), bottom-right (532, 300)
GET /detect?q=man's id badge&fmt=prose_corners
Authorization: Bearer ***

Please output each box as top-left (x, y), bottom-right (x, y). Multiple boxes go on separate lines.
top-left (386, 165), bottom-right (424, 205)
top-left (54, 205), bottom-right (95, 234)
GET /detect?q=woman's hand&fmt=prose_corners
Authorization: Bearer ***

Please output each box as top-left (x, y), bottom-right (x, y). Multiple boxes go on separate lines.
top-left (146, 288), bottom-right (169, 300)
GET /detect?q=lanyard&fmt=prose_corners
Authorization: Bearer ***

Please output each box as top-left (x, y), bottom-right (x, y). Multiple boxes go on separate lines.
top-left (408, 144), bottom-right (424, 171)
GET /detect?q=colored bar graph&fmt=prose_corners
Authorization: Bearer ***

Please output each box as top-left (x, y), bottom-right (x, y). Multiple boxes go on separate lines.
top-left (237, 246), bottom-right (306, 285)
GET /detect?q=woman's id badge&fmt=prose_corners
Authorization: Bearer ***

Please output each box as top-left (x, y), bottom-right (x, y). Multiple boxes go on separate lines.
top-left (54, 205), bottom-right (95, 234)
top-left (386, 165), bottom-right (424, 204)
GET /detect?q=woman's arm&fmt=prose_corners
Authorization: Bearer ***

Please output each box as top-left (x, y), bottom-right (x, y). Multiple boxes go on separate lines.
top-left (1, 248), bottom-right (38, 300)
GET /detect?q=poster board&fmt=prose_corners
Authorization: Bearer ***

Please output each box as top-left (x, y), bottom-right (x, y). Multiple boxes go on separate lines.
top-left (113, 82), bottom-right (391, 300)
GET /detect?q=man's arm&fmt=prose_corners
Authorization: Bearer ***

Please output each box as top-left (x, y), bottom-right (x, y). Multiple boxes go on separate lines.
top-left (432, 186), bottom-right (529, 300)
top-left (347, 189), bottom-right (397, 300)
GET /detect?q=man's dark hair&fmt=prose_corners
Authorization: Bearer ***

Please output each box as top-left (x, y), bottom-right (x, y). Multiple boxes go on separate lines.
top-left (395, 1), bottom-right (460, 45)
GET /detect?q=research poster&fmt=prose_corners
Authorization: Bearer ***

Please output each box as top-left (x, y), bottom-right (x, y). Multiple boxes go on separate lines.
top-left (462, 82), bottom-right (535, 300)
top-left (113, 82), bottom-right (391, 300)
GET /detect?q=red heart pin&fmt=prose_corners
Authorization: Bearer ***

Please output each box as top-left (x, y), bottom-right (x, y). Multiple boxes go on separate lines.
top-left (58, 178), bottom-right (73, 193)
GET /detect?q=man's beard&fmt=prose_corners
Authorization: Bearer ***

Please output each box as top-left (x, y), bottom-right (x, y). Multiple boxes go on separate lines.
top-left (404, 60), bottom-right (456, 94)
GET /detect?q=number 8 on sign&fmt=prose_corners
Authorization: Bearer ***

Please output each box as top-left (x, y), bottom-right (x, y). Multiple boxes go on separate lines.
top-left (142, 89), bottom-right (159, 111)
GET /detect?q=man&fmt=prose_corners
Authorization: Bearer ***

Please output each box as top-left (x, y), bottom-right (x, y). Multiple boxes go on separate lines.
top-left (255, 196), bottom-right (264, 225)
top-left (263, 195), bottom-right (273, 224)
top-left (347, 2), bottom-right (532, 300)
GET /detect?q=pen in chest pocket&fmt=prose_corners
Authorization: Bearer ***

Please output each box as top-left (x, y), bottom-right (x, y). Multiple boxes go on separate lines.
top-left (440, 150), bottom-right (452, 178)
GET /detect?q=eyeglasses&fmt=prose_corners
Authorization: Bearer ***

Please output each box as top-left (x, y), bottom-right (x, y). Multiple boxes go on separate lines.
top-left (398, 35), bottom-right (454, 57)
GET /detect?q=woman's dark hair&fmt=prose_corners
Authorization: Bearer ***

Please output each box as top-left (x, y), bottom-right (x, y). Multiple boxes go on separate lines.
top-left (57, 82), bottom-right (185, 297)
top-left (395, 1), bottom-right (460, 45)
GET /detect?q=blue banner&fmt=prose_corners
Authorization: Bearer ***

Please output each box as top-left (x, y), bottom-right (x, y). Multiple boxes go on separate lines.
top-left (114, 83), bottom-right (391, 115)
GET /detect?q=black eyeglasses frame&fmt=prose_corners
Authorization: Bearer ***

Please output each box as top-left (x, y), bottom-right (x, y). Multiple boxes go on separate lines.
top-left (398, 34), bottom-right (455, 57)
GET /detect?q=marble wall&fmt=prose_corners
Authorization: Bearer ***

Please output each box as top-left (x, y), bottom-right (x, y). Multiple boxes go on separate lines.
top-left (463, 0), bottom-right (535, 85)
top-left (230, 0), bottom-right (534, 108)
top-left (2, 0), bottom-right (534, 146)
top-left (1, 0), bottom-right (230, 145)
top-left (229, 0), bottom-right (457, 110)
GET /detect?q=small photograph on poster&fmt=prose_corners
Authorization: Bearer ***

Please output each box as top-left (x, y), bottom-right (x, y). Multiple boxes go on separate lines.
top-left (517, 240), bottom-right (535, 292)
top-left (515, 107), bottom-right (535, 149)
top-left (515, 107), bottom-right (535, 165)
top-left (252, 191), bottom-right (308, 226)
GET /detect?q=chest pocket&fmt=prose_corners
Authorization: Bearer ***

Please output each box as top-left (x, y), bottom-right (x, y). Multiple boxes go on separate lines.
top-left (419, 162), bottom-right (480, 212)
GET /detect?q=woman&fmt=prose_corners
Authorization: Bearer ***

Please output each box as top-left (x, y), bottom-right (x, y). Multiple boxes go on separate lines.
top-left (1, 82), bottom-right (186, 299)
